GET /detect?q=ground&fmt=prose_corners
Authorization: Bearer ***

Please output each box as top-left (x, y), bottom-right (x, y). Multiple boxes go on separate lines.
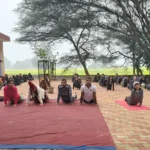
top-left (0, 80), bottom-right (150, 150)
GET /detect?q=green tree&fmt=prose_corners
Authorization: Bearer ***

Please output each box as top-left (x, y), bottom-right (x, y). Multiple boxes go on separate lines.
top-left (49, 0), bottom-right (150, 75)
top-left (14, 0), bottom-right (117, 75)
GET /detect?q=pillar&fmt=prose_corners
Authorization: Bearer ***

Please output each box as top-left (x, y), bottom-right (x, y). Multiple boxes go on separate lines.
top-left (0, 41), bottom-right (5, 76)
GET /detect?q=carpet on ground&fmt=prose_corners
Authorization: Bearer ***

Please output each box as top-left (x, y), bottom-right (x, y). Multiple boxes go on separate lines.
top-left (0, 100), bottom-right (116, 150)
top-left (116, 100), bottom-right (150, 111)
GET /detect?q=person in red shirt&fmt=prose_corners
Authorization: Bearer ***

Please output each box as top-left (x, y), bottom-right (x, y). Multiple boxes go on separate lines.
top-left (3, 79), bottom-right (22, 107)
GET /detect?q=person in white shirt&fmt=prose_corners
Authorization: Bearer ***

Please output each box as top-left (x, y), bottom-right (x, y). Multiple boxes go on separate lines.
top-left (80, 76), bottom-right (97, 105)
top-left (26, 81), bottom-right (48, 105)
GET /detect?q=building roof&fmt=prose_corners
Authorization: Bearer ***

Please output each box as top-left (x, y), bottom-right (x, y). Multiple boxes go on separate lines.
top-left (0, 32), bottom-right (10, 42)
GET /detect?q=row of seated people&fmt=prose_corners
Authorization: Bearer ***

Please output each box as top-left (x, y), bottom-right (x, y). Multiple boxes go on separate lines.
top-left (1, 77), bottom-right (97, 107)
top-left (0, 73), bottom-right (34, 89)
top-left (94, 73), bottom-right (150, 91)
top-left (97, 74), bottom-right (115, 91)
top-left (117, 75), bottom-right (150, 91)
top-left (73, 73), bottom-right (115, 91)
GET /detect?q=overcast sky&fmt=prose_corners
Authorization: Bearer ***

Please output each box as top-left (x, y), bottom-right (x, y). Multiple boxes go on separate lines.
top-left (0, 0), bottom-right (70, 63)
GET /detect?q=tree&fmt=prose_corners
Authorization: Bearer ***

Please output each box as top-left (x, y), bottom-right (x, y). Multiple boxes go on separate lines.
top-left (66, 0), bottom-right (150, 60)
top-left (14, 0), bottom-right (117, 75)
top-left (50, 0), bottom-right (150, 75)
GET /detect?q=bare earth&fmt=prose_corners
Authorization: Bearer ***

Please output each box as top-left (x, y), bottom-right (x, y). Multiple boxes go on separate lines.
top-left (0, 80), bottom-right (150, 150)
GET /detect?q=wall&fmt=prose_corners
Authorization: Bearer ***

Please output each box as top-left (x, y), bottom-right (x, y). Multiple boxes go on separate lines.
top-left (0, 41), bottom-right (5, 76)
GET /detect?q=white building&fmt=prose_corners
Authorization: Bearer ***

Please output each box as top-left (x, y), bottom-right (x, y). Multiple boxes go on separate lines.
top-left (0, 32), bottom-right (10, 76)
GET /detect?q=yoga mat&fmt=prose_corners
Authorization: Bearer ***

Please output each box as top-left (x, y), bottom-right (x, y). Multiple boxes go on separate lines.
top-left (0, 100), bottom-right (116, 150)
top-left (116, 100), bottom-right (150, 111)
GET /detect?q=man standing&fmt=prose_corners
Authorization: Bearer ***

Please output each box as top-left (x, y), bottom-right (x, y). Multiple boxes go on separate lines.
top-left (80, 77), bottom-right (97, 105)
top-left (57, 79), bottom-right (76, 104)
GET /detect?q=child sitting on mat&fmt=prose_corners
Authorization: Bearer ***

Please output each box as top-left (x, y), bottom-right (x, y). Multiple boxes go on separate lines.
top-left (3, 79), bottom-right (23, 107)
top-left (125, 81), bottom-right (143, 106)
top-left (57, 79), bottom-right (77, 104)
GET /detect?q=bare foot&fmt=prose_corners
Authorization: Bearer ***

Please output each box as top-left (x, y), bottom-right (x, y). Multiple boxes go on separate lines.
top-left (3, 104), bottom-right (6, 107)
top-left (13, 105), bottom-right (17, 107)
top-left (26, 103), bottom-right (29, 106)
top-left (40, 104), bottom-right (43, 106)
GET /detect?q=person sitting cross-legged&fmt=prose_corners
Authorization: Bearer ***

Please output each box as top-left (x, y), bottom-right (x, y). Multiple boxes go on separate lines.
top-left (3, 79), bottom-right (23, 107)
top-left (80, 77), bottom-right (97, 105)
top-left (57, 79), bottom-right (77, 104)
top-left (26, 81), bottom-right (48, 106)
top-left (125, 81), bottom-right (143, 106)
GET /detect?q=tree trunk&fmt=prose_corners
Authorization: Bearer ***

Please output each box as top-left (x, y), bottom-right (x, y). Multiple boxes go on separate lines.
top-left (74, 46), bottom-right (90, 76)
top-left (136, 67), bottom-right (143, 76)
top-left (82, 62), bottom-right (90, 76)
top-left (132, 42), bottom-right (136, 75)
top-left (133, 65), bottom-right (135, 75)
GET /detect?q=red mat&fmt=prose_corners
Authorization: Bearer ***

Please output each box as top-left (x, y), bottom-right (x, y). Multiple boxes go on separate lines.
top-left (116, 100), bottom-right (150, 111)
top-left (0, 100), bottom-right (115, 147)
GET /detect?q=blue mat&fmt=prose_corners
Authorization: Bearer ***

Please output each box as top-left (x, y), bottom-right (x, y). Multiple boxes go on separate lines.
top-left (0, 144), bottom-right (116, 150)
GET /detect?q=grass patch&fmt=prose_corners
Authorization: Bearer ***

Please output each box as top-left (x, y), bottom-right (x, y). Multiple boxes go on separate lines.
top-left (5, 67), bottom-right (150, 76)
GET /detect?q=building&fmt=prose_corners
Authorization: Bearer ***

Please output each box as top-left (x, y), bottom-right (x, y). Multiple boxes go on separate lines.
top-left (0, 32), bottom-right (10, 76)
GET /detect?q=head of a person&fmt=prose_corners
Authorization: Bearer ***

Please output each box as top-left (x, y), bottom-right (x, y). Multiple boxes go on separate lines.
top-left (74, 74), bottom-right (77, 77)
top-left (86, 76), bottom-right (92, 85)
top-left (106, 76), bottom-right (109, 80)
top-left (133, 75), bottom-right (137, 80)
top-left (110, 76), bottom-right (113, 80)
top-left (28, 81), bottom-right (37, 92)
top-left (78, 77), bottom-right (81, 81)
top-left (133, 81), bottom-right (140, 90)
top-left (40, 79), bottom-right (47, 90)
top-left (61, 79), bottom-right (67, 86)
top-left (97, 73), bottom-right (100, 75)
top-left (7, 79), bottom-right (14, 88)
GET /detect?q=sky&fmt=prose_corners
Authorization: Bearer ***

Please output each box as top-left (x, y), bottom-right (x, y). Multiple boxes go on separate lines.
top-left (0, 0), bottom-right (70, 63)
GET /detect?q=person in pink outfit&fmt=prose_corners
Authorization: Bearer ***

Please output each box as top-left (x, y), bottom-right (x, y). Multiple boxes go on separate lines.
top-left (3, 79), bottom-right (23, 107)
